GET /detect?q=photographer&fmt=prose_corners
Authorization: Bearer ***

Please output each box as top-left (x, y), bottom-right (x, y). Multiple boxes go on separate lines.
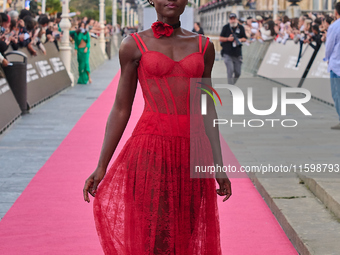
top-left (304, 24), bottom-right (322, 51)
top-left (219, 13), bottom-right (247, 85)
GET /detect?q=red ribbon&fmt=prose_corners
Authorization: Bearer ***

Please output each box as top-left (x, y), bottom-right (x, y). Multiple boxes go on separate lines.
top-left (151, 21), bottom-right (174, 38)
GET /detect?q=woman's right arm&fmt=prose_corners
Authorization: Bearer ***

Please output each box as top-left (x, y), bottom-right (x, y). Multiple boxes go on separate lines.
top-left (83, 35), bottom-right (140, 202)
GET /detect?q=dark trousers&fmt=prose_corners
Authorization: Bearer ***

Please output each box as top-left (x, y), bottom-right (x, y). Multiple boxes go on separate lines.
top-left (223, 54), bottom-right (243, 85)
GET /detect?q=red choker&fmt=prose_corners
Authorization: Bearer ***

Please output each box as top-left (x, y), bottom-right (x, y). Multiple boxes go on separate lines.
top-left (151, 21), bottom-right (181, 38)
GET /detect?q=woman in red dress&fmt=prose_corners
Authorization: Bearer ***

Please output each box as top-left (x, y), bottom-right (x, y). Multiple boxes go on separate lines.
top-left (83, 0), bottom-right (232, 254)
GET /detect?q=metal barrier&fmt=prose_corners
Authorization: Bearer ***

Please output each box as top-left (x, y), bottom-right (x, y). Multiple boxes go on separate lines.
top-left (257, 40), bottom-right (315, 87)
top-left (1, 35), bottom-right (123, 133)
top-left (0, 77), bottom-right (21, 133)
top-left (256, 41), bottom-right (334, 105)
top-left (302, 44), bottom-right (333, 105)
top-left (241, 40), bottom-right (272, 75)
top-left (209, 36), bottom-right (271, 75)
top-left (5, 43), bottom-right (72, 108)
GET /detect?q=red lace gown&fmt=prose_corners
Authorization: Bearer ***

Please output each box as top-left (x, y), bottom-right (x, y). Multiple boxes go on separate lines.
top-left (93, 32), bottom-right (222, 255)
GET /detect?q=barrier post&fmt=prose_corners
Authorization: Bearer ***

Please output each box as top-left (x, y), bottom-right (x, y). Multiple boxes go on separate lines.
top-left (59, 0), bottom-right (74, 86)
top-left (297, 46), bottom-right (321, 88)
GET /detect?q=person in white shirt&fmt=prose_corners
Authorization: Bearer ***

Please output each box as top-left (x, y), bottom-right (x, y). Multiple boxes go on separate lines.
top-left (324, 2), bottom-right (340, 129)
top-left (259, 20), bottom-right (276, 41)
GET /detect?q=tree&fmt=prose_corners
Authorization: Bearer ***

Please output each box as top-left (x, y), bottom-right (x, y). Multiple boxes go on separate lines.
top-left (46, 0), bottom-right (62, 14)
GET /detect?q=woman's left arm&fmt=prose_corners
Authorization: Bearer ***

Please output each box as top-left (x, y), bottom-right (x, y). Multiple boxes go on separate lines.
top-left (202, 38), bottom-right (232, 202)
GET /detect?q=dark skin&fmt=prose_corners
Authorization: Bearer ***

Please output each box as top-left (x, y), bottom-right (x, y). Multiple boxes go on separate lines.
top-left (83, 0), bottom-right (232, 203)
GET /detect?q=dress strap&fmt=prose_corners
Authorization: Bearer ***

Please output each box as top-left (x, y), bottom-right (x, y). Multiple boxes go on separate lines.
top-left (199, 34), bottom-right (202, 53)
top-left (135, 33), bottom-right (148, 52)
top-left (131, 33), bottom-right (145, 53)
top-left (203, 37), bottom-right (210, 55)
top-left (131, 33), bottom-right (149, 53)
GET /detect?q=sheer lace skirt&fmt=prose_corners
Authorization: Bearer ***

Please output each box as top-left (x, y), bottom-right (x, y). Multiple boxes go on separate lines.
top-left (93, 133), bottom-right (222, 255)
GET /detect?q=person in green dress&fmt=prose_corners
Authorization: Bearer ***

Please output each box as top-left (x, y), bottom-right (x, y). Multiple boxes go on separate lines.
top-left (70, 22), bottom-right (92, 84)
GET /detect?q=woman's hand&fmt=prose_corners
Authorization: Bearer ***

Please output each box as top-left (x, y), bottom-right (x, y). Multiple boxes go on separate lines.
top-left (84, 47), bottom-right (88, 53)
top-left (2, 58), bottom-right (9, 67)
top-left (216, 172), bottom-right (232, 202)
top-left (83, 167), bottom-right (106, 203)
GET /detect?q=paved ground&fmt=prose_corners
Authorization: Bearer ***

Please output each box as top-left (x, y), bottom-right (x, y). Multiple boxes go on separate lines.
top-left (0, 55), bottom-right (120, 219)
top-left (213, 59), bottom-right (340, 255)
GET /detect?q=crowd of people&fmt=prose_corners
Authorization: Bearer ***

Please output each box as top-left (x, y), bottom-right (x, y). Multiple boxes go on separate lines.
top-left (218, 8), bottom-right (339, 85)
top-left (239, 10), bottom-right (336, 46)
top-left (0, 5), bottom-right (115, 84)
top-left (0, 8), bottom-right (114, 60)
top-left (219, 2), bottom-right (340, 129)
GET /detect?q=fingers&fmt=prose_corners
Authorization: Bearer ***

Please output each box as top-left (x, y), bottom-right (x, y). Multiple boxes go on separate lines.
top-left (223, 191), bottom-right (232, 202)
top-left (83, 178), bottom-right (93, 203)
top-left (216, 179), bottom-right (232, 202)
top-left (92, 177), bottom-right (99, 196)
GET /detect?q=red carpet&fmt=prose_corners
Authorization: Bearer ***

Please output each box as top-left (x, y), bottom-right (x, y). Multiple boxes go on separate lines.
top-left (0, 71), bottom-right (297, 254)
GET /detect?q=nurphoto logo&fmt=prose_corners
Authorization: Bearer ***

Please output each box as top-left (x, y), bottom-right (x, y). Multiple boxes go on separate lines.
top-left (198, 82), bottom-right (312, 128)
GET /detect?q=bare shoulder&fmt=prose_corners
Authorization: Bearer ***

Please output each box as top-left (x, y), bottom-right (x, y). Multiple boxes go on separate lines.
top-left (205, 37), bottom-right (215, 52)
top-left (119, 34), bottom-right (137, 54)
top-left (181, 28), bottom-right (201, 41)
top-left (134, 29), bottom-right (154, 39)
top-left (181, 29), bottom-right (214, 49)
top-left (119, 34), bottom-right (141, 61)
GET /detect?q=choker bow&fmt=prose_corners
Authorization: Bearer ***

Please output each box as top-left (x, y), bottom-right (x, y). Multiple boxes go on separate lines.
top-left (151, 20), bottom-right (181, 38)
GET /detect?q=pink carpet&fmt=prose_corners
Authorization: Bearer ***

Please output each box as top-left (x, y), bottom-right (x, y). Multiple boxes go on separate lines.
top-left (0, 71), bottom-right (297, 254)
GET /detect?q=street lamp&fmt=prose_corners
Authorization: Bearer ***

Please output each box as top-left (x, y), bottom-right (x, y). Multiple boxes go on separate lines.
top-left (99, 0), bottom-right (106, 54)
top-left (286, 0), bottom-right (302, 18)
top-left (42, 0), bottom-right (46, 14)
top-left (273, 0), bottom-right (278, 20)
top-left (122, 0), bottom-right (126, 28)
top-left (59, 0), bottom-right (74, 86)
top-left (287, 0), bottom-right (301, 6)
top-left (112, 0), bottom-right (117, 30)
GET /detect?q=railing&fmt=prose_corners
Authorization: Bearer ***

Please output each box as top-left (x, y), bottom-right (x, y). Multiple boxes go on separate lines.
top-left (199, 0), bottom-right (242, 13)
top-left (208, 36), bottom-right (272, 75)
top-left (241, 40), bottom-right (272, 75)
top-left (238, 10), bottom-right (286, 18)
top-left (238, 9), bottom-right (333, 19)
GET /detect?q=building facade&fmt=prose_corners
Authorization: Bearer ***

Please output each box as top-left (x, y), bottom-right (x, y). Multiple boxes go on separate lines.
top-left (200, 0), bottom-right (339, 11)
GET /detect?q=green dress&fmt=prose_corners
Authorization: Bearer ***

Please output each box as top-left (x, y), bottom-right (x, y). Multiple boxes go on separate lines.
top-left (70, 31), bottom-right (91, 84)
